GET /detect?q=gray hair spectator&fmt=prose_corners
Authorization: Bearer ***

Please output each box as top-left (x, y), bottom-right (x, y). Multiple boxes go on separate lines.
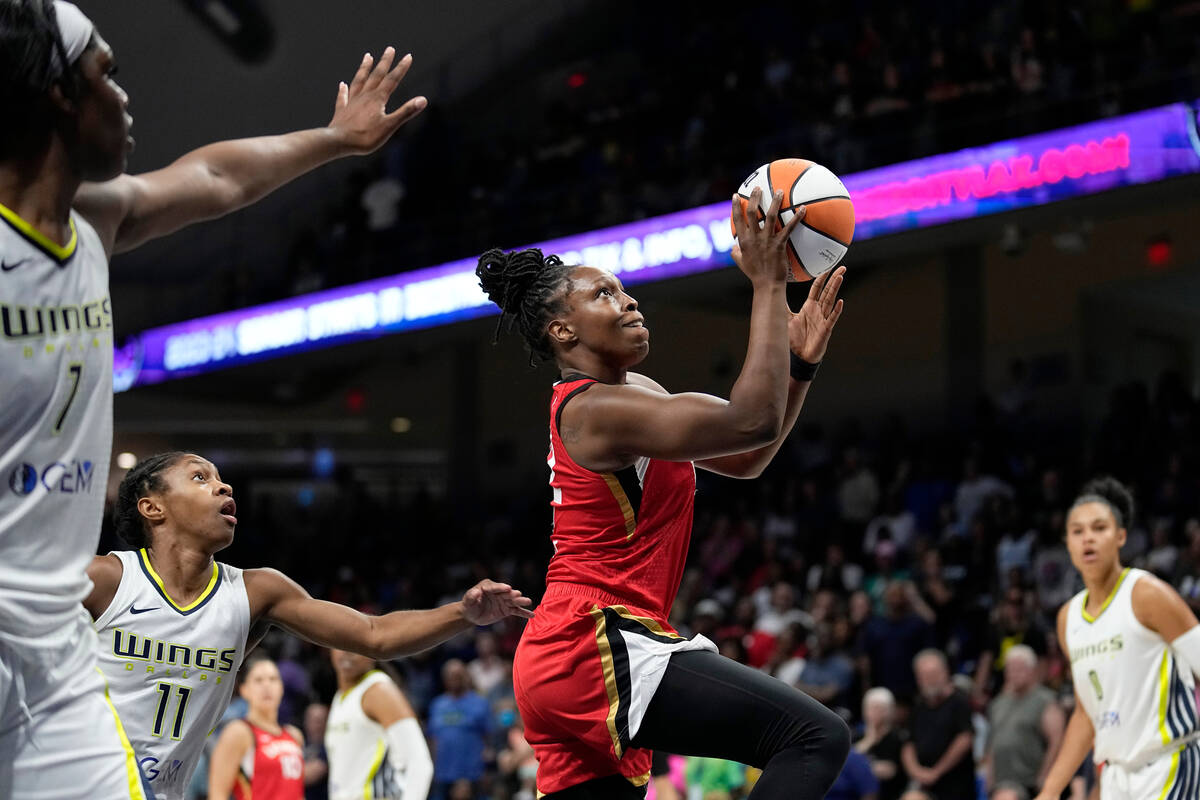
top-left (985, 645), bottom-right (1065, 798)
top-left (856, 687), bottom-right (907, 800)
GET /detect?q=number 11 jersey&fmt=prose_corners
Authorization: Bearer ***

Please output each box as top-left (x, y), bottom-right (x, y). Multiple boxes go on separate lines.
top-left (94, 548), bottom-right (251, 800)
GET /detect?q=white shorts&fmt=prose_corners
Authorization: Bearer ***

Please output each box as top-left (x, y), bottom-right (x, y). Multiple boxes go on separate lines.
top-left (0, 612), bottom-right (149, 800)
top-left (1101, 740), bottom-right (1200, 800)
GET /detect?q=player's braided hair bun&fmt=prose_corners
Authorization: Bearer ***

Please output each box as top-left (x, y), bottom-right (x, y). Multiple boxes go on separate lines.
top-left (1075, 476), bottom-right (1135, 528)
top-left (112, 451), bottom-right (187, 548)
top-left (476, 247), bottom-right (573, 365)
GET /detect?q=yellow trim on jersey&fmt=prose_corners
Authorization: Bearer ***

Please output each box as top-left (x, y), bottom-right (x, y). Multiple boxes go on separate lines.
top-left (1159, 651), bottom-right (1174, 745)
top-left (628, 771), bottom-right (651, 787)
top-left (96, 668), bottom-right (148, 800)
top-left (590, 605), bottom-right (625, 759)
top-left (610, 605), bottom-right (682, 639)
top-left (1082, 567), bottom-right (1131, 623)
top-left (601, 473), bottom-right (638, 540)
top-left (1155, 747), bottom-right (1181, 800)
top-left (139, 548), bottom-right (219, 612)
top-left (339, 668), bottom-right (384, 703)
top-left (363, 739), bottom-right (386, 799)
top-left (0, 200), bottom-right (77, 260)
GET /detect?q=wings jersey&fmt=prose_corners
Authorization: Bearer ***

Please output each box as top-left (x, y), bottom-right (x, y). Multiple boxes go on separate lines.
top-left (546, 375), bottom-right (697, 618)
top-left (0, 203), bottom-right (113, 650)
top-left (1065, 567), bottom-right (1200, 769)
top-left (235, 722), bottom-right (304, 800)
top-left (94, 549), bottom-right (251, 800)
top-left (326, 670), bottom-right (405, 800)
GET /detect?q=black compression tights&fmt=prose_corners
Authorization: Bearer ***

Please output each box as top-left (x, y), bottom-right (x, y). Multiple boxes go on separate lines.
top-left (543, 650), bottom-right (850, 799)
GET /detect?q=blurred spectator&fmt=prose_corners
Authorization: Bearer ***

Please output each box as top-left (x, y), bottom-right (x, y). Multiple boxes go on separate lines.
top-left (864, 495), bottom-right (918, 559)
top-left (858, 582), bottom-right (935, 702)
top-left (684, 756), bottom-right (746, 800)
top-left (855, 687), bottom-right (906, 800)
top-left (797, 624), bottom-right (857, 715)
top-left (808, 543), bottom-right (865, 596)
top-left (1173, 521), bottom-right (1200, 614)
top-left (428, 660), bottom-right (490, 800)
top-left (984, 645), bottom-right (1064, 797)
top-left (754, 581), bottom-right (811, 637)
top-left (838, 448), bottom-right (882, 528)
top-left (826, 747), bottom-right (880, 800)
top-left (974, 586), bottom-right (1049, 703)
top-left (901, 650), bottom-right (975, 800)
top-left (954, 458), bottom-right (1014, 533)
top-left (467, 631), bottom-right (509, 697)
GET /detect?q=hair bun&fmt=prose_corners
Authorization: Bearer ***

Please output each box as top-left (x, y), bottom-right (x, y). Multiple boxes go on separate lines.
top-left (1078, 476), bottom-right (1135, 526)
top-left (476, 247), bottom-right (548, 313)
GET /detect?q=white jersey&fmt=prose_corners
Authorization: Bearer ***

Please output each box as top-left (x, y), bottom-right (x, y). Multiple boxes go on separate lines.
top-left (94, 549), bottom-right (251, 800)
top-left (326, 670), bottom-right (408, 800)
top-left (0, 203), bottom-right (113, 650)
top-left (1066, 567), bottom-right (1200, 769)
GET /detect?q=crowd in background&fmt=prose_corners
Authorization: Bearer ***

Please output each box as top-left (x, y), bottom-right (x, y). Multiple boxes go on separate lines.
top-left (184, 0), bottom-right (1200, 320)
top-left (99, 366), bottom-right (1200, 800)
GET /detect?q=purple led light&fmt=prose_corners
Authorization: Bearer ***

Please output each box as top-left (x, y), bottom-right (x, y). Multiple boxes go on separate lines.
top-left (114, 99), bottom-right (1200, 391)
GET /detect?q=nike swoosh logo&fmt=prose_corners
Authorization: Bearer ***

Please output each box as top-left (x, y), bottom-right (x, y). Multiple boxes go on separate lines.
top-left (129, 604), bottom-right (159, 615)
top-left (1, 259), bottom-right (30, 272)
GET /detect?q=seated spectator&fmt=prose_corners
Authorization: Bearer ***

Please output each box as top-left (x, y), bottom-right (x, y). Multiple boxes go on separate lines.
top-left (809, 543), bottom-right (866, 596)
top-left (985, 645), bottom-right (1064, 798)
top-left (855, 687), bottom-right (906, 800)
top-left (858, 582), bottom-right (936, 702)
top-left (901, 650), bottom-right (975, 800)
top-left (797, 624), bottom-right (856, 714)
top-left (973, 586), bottom-right (1048, 703)
top-left (838, 448), bottom-right (882, 529)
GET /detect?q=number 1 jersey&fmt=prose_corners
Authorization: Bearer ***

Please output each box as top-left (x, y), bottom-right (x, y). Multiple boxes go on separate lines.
top-left (0, 203), bottom-right (113, 649)
top-left (94, 548), bottom-right (251, 800)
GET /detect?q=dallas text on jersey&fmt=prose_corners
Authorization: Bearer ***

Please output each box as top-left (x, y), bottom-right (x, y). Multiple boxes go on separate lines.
top-left (110, 627), bottom-right (237, 682)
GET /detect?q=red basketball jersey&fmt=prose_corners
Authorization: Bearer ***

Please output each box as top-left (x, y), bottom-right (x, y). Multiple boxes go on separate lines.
top-left (546, 374), bottom-right (697, 618)
top-left (233, 722), bottom-right (304, 800)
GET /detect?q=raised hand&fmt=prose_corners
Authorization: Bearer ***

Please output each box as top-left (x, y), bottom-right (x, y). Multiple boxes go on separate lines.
top-left (461, 579), bottom-right (535, 625)
top-left (329, 47), bottom-right (427, 155)
top-left (731, 188), bottom-right (804, 288)
top-left (788, 264), bottom-right (846, 363)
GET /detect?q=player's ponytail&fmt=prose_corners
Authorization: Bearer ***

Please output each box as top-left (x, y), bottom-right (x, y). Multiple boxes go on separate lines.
top-left (112, 451), bottom-right (187, 548)
top-left (476, 247), bottom-right (573, 365)
top-left (1071, 476), bottom-right (1135, 529)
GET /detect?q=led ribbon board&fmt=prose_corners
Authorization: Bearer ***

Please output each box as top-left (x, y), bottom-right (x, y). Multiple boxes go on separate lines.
top-left (114, 99), bottom-right (1200, 391)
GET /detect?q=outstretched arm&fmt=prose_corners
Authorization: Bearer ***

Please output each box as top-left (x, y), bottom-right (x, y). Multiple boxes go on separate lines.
top-left (245, 569), bottom-right (533, 659)
top-left (697, 265), bottom-right (845, 478)
top-left (74, 48), bottom-right (425, 256)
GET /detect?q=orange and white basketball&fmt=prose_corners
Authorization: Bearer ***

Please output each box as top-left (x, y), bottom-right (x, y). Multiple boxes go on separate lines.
top-left (732, 159), bottom-right (855, 281)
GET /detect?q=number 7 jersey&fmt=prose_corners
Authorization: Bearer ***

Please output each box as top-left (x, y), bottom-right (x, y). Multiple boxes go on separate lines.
top-left (94, 548), bottom-right (251, 800)
top-left (0, 205), bottom-right (113, 649)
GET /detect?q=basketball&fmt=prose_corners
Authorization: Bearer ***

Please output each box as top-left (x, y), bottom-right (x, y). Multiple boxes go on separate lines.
top-left (732, 159), bottom-right (855, 281)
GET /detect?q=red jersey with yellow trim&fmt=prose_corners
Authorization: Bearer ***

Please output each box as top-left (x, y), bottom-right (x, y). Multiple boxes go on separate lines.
top-left (233, 722), bottom-right (304, 800)
top-left (546, 374), bottom-right (697, 618)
